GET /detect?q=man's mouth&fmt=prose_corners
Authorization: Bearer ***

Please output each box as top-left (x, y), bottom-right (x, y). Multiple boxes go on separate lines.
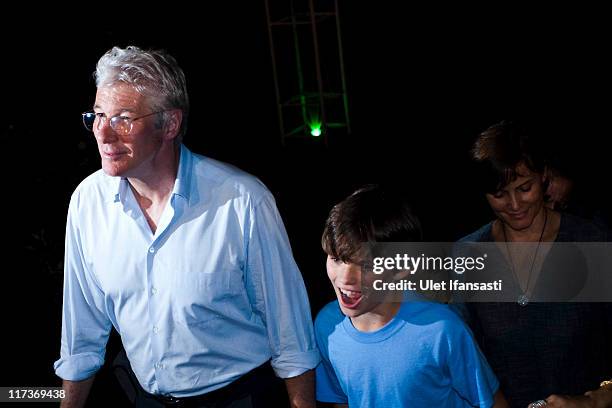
top-left (103, 151), bottom-right (126, 159)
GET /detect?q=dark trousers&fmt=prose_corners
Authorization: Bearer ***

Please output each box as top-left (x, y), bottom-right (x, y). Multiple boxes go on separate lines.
top-left (112, 349), bottom-right (287, 408)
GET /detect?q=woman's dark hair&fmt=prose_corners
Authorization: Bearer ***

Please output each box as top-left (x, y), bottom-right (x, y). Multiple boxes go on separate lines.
top-left (471, 120), bottom-right (546, 194)
top-left (321, 185), bottom-right (422, 263)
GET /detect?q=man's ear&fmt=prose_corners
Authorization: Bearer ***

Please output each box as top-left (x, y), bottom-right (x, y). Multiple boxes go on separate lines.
top-left (163, 109), bottom-right (183, 141)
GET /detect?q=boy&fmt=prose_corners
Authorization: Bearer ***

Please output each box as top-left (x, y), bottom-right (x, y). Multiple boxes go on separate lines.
top-left (315, 185), bottom-right (508, 407)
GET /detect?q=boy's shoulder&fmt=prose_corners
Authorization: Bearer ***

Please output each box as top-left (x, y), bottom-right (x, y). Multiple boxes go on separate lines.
top-left (314, 301), bottom-right (345, 332)
top-left (399, 302), bottom-right (471, 337)
top-left (314, 301), bottom-right (347, 356)
top-left (314, 300), bottom-right (470, 342)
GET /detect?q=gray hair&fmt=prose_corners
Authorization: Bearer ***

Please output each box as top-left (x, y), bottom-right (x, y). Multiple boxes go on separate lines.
top-left (95, 46), bottom-right (189, 142)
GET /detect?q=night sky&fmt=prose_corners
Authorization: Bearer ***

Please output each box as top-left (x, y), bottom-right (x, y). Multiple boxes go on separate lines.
top-left (2, 3), bottom-right (610, 405)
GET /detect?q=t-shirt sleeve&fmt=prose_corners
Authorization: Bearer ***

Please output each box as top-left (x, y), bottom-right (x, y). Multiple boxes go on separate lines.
top-left (315, 356), bottom-right (347, 404)
top-left (446, 319), bottom-right (499, 408)
top-left (314, 307), bottom-right (348, 404)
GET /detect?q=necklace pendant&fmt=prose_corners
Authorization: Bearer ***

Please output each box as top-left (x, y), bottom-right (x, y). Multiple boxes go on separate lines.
top-left (518, 294), bottom-right (529, 306)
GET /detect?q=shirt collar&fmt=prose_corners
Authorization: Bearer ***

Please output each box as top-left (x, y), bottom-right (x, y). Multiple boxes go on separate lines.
top-left (172, 144), bottom-right (193, 205)
top-left (107, 176), bottom-right (123, 204)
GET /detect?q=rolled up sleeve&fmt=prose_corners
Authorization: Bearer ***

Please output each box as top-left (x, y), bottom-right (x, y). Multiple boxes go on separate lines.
top-left (245, 192), bottom-right (320, 378)
top-left (54, 196), bottom-right (112, 381)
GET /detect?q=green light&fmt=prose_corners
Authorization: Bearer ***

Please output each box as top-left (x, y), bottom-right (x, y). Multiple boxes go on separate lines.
top-left (307, 112), bottom-right (322, 137)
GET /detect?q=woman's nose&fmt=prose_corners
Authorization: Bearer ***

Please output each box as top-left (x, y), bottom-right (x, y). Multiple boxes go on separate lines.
top-left (508, 193), bottom-right (520, 210)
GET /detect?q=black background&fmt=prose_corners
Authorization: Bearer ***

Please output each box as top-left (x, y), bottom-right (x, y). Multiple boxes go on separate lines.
top-left (2, 2), bottom-right (610, 406)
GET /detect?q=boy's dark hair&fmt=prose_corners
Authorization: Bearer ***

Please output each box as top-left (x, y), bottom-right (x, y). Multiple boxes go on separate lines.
top-left (471, 120), bottom-right (547, 194)
top-left (321, 185), bottom-right (422, 263)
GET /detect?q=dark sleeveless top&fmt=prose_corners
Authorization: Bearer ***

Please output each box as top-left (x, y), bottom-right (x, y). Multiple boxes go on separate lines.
top-left (460, 213), bottom-right (612, 408)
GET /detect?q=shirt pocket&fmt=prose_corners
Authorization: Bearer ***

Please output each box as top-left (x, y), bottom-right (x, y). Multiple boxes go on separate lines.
top-left (170, 267), bottom-right (244, 327)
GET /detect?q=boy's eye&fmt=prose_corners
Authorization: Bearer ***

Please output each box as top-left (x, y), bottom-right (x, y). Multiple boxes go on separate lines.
top-left (493, 191), bottom-right (505, 199)
top-left (518, 184), bottom-right (532, 192)
top-left (330, 257), bottom-right (341, 263)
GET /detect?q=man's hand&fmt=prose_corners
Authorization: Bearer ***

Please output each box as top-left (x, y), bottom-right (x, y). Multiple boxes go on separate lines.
top-left (536, 387), bottom-right (612, 408)
top-left (584, 385), bottom-right (612, 408)
top-left (535, 394), bottom-right (595, 408)
top-left (61, 377), bottom-right (94, 408)
top-left (284, 369), bottom-right (315, 408)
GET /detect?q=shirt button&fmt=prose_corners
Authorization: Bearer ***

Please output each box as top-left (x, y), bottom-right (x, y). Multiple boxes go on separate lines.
top-left (151, 287), bottom-right (158, 295)
top-left (153, 326), bottom-right (159, 334)
top-left (149, 247), bottom-right (155, 253)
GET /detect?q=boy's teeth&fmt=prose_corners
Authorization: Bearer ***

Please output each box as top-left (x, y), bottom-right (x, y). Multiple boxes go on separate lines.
top-left (340, 289), bottom-right (361, 298)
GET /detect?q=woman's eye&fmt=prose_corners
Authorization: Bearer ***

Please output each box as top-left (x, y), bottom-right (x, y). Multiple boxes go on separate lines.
top-left (519, 184), bottom-right (532, 192)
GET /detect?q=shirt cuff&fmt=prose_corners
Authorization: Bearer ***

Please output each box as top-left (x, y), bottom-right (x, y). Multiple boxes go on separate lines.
top-left (271, 349), bottom-right (321, 378)
top-left (54, 352), bottom-right (104, 381)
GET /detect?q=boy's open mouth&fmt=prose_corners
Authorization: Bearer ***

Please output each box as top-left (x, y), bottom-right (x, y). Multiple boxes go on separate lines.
top-left (339, 288), bottom-right (364, 309)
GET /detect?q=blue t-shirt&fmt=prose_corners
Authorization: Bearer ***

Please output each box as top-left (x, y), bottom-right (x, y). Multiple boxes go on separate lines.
top-left (315, 300), bottom-right (499, 407)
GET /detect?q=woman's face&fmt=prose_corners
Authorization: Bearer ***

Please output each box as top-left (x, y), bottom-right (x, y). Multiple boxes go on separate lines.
top-left (486, 162), bottom-right (546, 232)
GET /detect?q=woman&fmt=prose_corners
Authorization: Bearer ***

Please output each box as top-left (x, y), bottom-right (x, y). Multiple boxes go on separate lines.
top-left (461, 121), bottom-right (612, 408)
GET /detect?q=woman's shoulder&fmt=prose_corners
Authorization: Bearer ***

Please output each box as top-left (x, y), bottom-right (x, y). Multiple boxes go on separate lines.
top-left (458, 222), bottom-right (494, 243)
top-left (558, 212), bottom-right (609, 242)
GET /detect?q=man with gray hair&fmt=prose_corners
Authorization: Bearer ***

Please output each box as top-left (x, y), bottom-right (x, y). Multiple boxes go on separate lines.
top-left (54, 45), bottom-right (319, 407)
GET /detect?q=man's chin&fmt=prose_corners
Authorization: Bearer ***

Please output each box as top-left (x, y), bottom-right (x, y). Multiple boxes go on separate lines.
top-left (101, 165), bottom-right (126, 177)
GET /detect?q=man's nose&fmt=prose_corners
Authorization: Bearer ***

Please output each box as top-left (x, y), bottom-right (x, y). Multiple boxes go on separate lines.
top-left (95, 119), bottom-right (119, 143)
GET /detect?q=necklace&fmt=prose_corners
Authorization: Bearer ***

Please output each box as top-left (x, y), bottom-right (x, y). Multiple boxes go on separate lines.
top-left (502, 208), bottom-right (548, 306)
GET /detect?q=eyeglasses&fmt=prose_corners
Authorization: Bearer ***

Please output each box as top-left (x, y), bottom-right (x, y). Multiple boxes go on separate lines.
top-left (81, 111), bottom-right (164, 135)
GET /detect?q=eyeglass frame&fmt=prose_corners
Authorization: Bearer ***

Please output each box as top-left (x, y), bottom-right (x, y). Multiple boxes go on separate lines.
top-left (81, 110), bottom-right (166, 135)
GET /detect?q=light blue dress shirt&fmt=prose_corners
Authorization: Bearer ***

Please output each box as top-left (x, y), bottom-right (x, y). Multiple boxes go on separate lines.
top-left (54, 145), bottom-right (320, 397)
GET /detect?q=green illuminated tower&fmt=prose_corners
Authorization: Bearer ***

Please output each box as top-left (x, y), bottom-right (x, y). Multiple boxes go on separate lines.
top-left (265, 0), bottom-right (351, 146)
